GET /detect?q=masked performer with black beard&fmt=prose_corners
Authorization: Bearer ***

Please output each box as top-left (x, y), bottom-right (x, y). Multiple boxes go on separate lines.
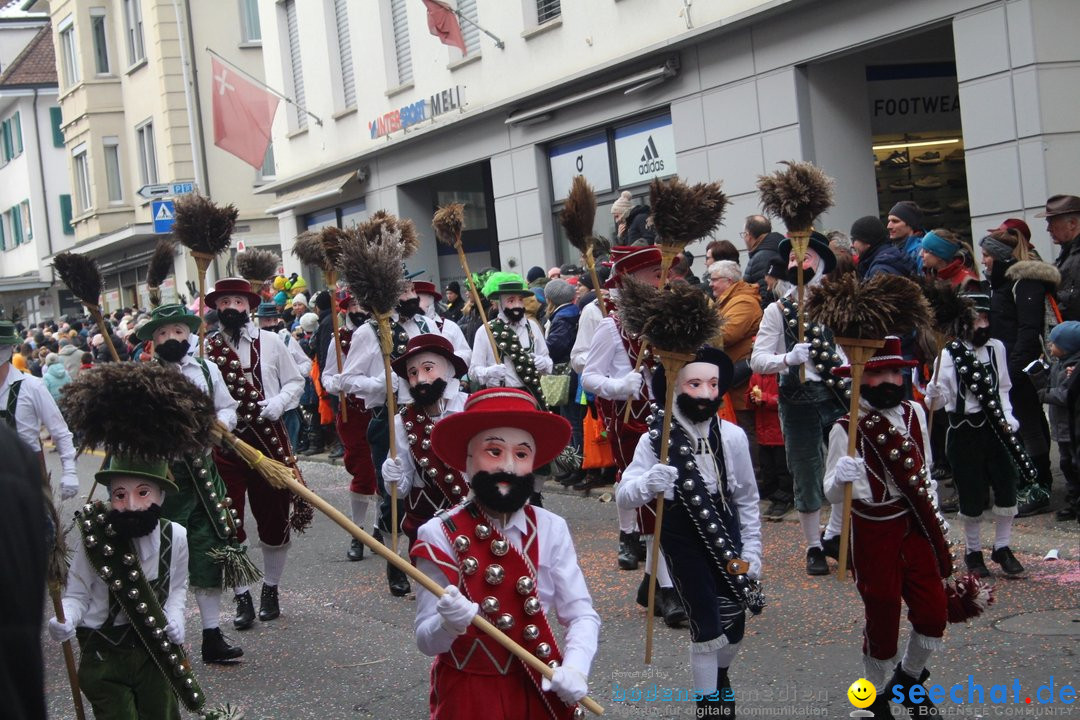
top-left (925, 293), bottom-right (1026, 578)
top-left (750, 231), bottom-right (851, 576)
top-left (823, 336), bottom-right (948, 718)
top-left (381, 334), bottom-right (470, 553)
top-left (410, 388), bottom-right (600, 719)
top-left (134, 304), bottom-right (258, 663)
top-left (204, 278), bottom-right (305, 629)
top-left (618, 348), bottom-right (763, 719)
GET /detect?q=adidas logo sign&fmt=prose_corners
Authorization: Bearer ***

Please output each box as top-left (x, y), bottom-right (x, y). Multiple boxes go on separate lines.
top-left (638, 136), bottom-right (664, 175)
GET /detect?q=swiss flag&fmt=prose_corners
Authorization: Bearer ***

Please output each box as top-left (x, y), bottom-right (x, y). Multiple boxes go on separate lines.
top-left (423, 0), bottom-right (467, 54)
top-left (211, 57), bottom-right (280, 170)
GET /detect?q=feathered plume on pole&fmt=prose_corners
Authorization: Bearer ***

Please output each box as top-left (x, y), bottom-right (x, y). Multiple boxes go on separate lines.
top-left (918, 280), bottom-right (977, 435)
top-left (560, 175), bottom-right (608, 316)
top-left (634, 282), bottom-right (722, 665)
top-left (146, 239), bottom-right (176, 308)
top-left (291, 230), bottom-right (328, 269)
top-left (235, 248), bottom-right (280, 296)
top-left (804, 272), bottom-right (931, 581)
top-left (433, 202), bottom-right (500, 363)
top-left (317, 225), bottom-right (350, 420)
top-left (649, 177), bottom-right (729, 284)
top-left (52, 252), bottom-right (120, 363)
top-left (172, 193), bottom-right (237, 356)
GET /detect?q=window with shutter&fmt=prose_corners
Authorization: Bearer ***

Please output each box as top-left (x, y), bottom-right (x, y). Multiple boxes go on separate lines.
top-left (50, 107), bottom-right (64, 148)
top-left (59, 195), bottom-right (74, 235)
top-left (536, 0), bottom-right (561, 24)
top-left (20, 200), bottom-right (31, 242)
top-left (0, 212), bottom-right (6, 250)
top-left (391, 0), bottom-right (412, 86)
top-left (10, 208), bottom-right (21, 246)
top-left (457, 0), bottom-right (481, 56)
top-left (335, 0), bottom-right (356, 108)
top-left (284, 0), bottom-right (306, 130)
top-left (13, 112), bottom-right (22, 156)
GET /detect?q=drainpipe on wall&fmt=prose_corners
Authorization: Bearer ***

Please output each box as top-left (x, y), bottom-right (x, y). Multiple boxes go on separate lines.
top-left (32, 89), bottom-right (55, 322)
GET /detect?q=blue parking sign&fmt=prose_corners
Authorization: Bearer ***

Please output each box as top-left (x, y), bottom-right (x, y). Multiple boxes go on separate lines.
top-left (153, 200), bottom-right (175, 233)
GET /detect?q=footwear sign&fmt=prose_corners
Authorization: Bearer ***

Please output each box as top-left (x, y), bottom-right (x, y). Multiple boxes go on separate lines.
top-left (614, 114), bottom-right (677, 184)
top-left (866, 63), bottom-right (961, 135)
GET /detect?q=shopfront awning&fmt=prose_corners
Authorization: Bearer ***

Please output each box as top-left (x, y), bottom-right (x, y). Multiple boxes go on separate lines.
top-left (0, 274), bottom-right (49, 293)
top-left (264, 170), bottom-right (363, 216)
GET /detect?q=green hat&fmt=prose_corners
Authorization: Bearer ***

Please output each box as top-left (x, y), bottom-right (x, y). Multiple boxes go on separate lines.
top-left (485, 280), bottom-right (534, 300)
top-left (134, 304), bottom-right (202, 342)
top-left (0, 320), bottom-right (19, 346)
top-left (95, 456), bottom-right (178, 493)
top-left (255, 301), bottom-right (280, 318)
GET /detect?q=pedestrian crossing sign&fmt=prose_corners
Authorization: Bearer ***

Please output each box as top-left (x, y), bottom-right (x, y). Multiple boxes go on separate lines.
top-left (153, 200), bottom-right (175, 233)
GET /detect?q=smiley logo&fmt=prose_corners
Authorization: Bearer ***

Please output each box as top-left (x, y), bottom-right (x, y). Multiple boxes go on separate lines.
top-left (847, 678), bottom-right (876, 708)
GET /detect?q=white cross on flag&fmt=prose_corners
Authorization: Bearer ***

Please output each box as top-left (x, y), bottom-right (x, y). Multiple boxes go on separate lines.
top-left (211, 57), bottom-right (280, 170)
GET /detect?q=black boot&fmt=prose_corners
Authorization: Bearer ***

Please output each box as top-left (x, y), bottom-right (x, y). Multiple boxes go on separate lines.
top-left (233, 591), bottom-right (255, 631)
top-left (716, 667), bottom-right (735, 716)
top-left (387, 561), bottom-right (411, 597)
top-left (659, 586), bottom-right (688, 628)
top-left (636, 573), bottom-right (650, 608)
top-left (888, 663), bottom-right (938, 715)
top-left (867, 692), bottom-right (892, 718)
top-left (964, 550), bottom-right (990, 578)
top-left (301, 423), bottom-right (324, 456)
top-left (258, 583), bottom-right (280, 621)
top-left (201, 627), bottom-right (243, 664)
top-left (347, 537), bottom-right (365, 561)
top-left (618, 532), bottom-right (640, 571)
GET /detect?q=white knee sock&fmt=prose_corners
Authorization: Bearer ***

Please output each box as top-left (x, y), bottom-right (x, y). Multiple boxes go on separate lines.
top-left (799, 510), bottom-right (822, 549)
top-left (823, 505), bottom-right (843, 540)
top-left (656, 549), bottom-right (674, 589)
top-left (900, 632), bottom-right (938, 678)
top-left (194, 588), bottom-right (222, 631)
top-left (993, 515), bottom-right (1012, 551)
top-left (262, 545), bottom-right (289, 587)
top-left (963, 517), bottom-right (982, 555)
top-left (863, 654), bottom-right (891, 693)
top-left (350, 492), bottom-right (371, 529)
top-left (234, 585), bottom-right (250, 597)
top-left (691, 648), bottom-right (719, 693)
top-left (715, 641), bottom-right (739, 669)
top-left (617, 506), bottom-right (638, 534)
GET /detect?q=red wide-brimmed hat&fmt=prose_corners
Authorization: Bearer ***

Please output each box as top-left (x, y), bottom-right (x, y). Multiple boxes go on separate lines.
top-left (412, 280), bottom-right (442, 301)
top-left (390, 333), bottom-right (468, 380)
top-left (831, 336), bottom-right (917, 377)
top-left (204, 277), bottom-right (262, 309)
top-left (605, 245), bottom-right (662, 288)
top-left (431, 388), bottom-right (571, 472)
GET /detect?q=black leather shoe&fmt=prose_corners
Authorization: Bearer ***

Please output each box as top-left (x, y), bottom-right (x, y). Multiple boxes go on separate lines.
top-left (233, 591), bottom-right (255, 631)
top-left (762, 498), bottom-right (793, 521)
top-left (328, 444), bottom-right (345, 459)
top-left (867, 691), bottom-right (892, 718)
top-left (1016, 496), bottom-right (1050, 517)
top-left (636, 573), bottom-right (650, 608)
top-left (820, 533), bottom-right (840, 560)
top-left (990, 546), bottom-right (1024, 576)
top-left (347, 538), bottom-right (365, 561)
top-left (258, 583), bottom-right (280, 621)
top-left (888, 663), bottom-right (937, 714)
top-left (1055, 506), bottom-right (1077, 521)
top-left (806, 547), bottom-right (829, 576)
top-left (300, 444), bottom-right (324, 457)
top-left (964, 550), bottom-right (990, 578)
top-left (387, 562), bottom-right (411, 597)
top-left (201, 627), bottom-right (243, 664)
top-left (617, 532), bottom-right (640, 571)
top-left (659, 587), bottom-right (688, 628)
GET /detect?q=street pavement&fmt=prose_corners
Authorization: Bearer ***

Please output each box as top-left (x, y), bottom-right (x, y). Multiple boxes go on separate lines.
top-left (43, 448), bottom-right (1079, 719)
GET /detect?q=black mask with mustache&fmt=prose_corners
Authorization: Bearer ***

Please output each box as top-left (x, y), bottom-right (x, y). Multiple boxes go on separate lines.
top-left (396, 298), bottom-right (422, 318)
top-left (971, 326), bottom-right (991, 347)
top-left (786, 265), bottom-right (816, 285)
top-left (861, 382), bottom-right (905, 409)
top-left (676, 393), bottom-right (723, 423)
top-left (154, 338), bottom-right (190, 363)
top-left (219, 308), bottom-right (247, 330)
top-left (470, 471), bottom-right (535, 514)
top-left (503, 307), bottom-right (526, 324)
top-left (106, 504), bottom-right (162, 540)
top-left (348, 311), bottom-right (367, 327)
top-left (409, 377), bottom-right (448, 407)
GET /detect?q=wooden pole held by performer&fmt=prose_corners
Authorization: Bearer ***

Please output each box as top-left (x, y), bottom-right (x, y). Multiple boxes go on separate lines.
top-left (787, 231), bottom-right (812, 384)
top-left (326, 270), bottom-right (348, 422)
top-left (375, 312), bottom-right (400, 553)
top-left (190, 250), bottom-right (215, 359)
top-left (49, 583), bottom-right (87, 720)
top-left (456, 243), bottom-right (501, 365)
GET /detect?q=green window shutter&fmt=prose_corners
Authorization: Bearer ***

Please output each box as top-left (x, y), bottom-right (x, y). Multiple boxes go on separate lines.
top-left (59, 194), bottom-right (74, 235)
top-left (1, 120), bottom-right (10, 162)
top-left (13, 112), bottom-right (22, 155)
top-left (50, 107), bottom-right (64, 147)
top-left (0, 213), bottom-right (5, 250)
top-left (10, 208), bottom-right (21, 245)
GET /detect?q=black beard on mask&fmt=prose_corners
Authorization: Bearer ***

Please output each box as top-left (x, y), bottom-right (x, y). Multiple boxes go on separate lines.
top-left (861, 382), bottom-right (905, 409)
top-left (503, 307), bottom-right (526, 324)
top-left (396, 298), bottom-right (422, 318)
top-left (470, 470), bottom-right (535, 514)
top-left (971, 327), bottom-right (991, 347)
top-left (219, 308), bottom-right (247, 329)
top-left (786, 266), bottom-right (816, 285)
top-left (106, 504), bottom-right (162, 540)
top-left (409, 377), bottom-right (448, 407)
top-left (348, 311), bottom-right (367, 327)
top-left (676, 393), bottom-right (723, 423)
top-left (155, 338), bottom-right (190, 363)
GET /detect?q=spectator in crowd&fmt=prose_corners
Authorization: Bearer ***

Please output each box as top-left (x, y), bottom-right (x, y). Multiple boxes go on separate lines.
top-left (611, 190), bottom-right (633, 238)
top-left (544, 278), bottom-right (585, 485)
top-left (762, 256), bottom-right (791, 307)
top-left (1036, 195), bottom-right (1080, 322)
top-left (740, 215), bottom-right (782, 286)
top-left (920, 228), bottom-right (979, 290)
top-left (887, 201), bottom-right (926, 270)
top-left (851, 215), bottom-right (916, 280)
top-left (57, 338), bottom-right (82, 380)
top-left (42, 353), bottom-right (71, 404)
top-left (1043, 321), bottom-right (1080, 521)
top-left (79, 351), bottom-right (93, 372)
top-left (747, 368), bottom-right (793, 520)
top-left (442, 281), bottom-right (465, 323)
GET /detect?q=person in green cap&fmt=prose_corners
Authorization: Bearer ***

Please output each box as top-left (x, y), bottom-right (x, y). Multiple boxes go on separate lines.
top-left (0, 319), bottom-right (79, 500)
top-left (135, 304), bottom-right (254, 663)
top-left (48, 457), bottom-right (190, 720)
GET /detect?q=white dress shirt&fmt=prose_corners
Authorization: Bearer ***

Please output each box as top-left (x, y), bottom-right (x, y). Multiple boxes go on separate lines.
top-left (0, 366), bottom-right (77, 490)
top-left (168, 351), bottom-right (239, 432)
top-left (470, 312), bottom-right (552, 388)
top-left (423, 308), bottom-right (472, 366)
top-left (570, 299), bottom-right (605, 374)
top-left (750, 291), bottom-right (846, 382)
top-left (617, 414), bottom-right (762, 577)
top-left (414, 504), bottom-right (601, 676)
top-left (316, 316), bottom-right (356, 398)
top-left (208, 322), bottom-right (303, 412)
top-left (393, 383), bottom-right (468, 495)
top-left (925, 338), bottom-right (1017, 422)
top-left (279, 330), bottom-right (313, 379)
top-left (580, 316), bottom-right (652, 400)
top-left (62, 524), bottom-right (189, 633)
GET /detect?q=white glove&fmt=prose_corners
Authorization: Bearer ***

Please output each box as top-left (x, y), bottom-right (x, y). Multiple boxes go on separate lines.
top-left (382, 456), bottom-right (407, 494)
top-left (60, 473), bottom-right (79, 500)
top-left (746, 554), bottom-right (762, 581)
top-left (783, 342), bottom-right (811, 367)
top-left (389, 374), bottom-right (401, 396)
top-left (1007, 415), bottom-right (1020, 433)
top-left (321, 373), bottom-right (340, 394)
top-left (542, 666), bottom-right (589, 704)
top-left (48, 617), bottom-right (75, 643)
top-left (642, 463), bottom-right (678, 497)
top-left (165, 615), bottom-right (184, 645)
top-left (258, 397), bottom-right (284, 421)
top-left (485, 364), bottom-right (507, 385)
top-left (436, 585), bottom-right (478, 636)
top-left (618, 372), bottom-right (643, 398)
top-left (922, 381), bottom-right (942, 400)
top-left (834, 456), bottom-right (864, 485)
top-left (533, 355), bottom-right (553, 374)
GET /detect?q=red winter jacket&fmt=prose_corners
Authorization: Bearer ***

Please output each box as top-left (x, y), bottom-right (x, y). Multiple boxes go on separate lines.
top-left (746, 372), bottom-right (784, 446)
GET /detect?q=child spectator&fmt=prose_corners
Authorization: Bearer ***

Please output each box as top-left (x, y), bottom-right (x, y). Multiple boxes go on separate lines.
top-left (747, 369), bottom-right (794, 520)
top-left (1044, 321), bottom-right (1080, 520)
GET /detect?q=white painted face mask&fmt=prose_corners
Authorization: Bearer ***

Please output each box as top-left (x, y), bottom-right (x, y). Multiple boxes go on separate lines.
top-left (0, 346), bottom-right (14, 365)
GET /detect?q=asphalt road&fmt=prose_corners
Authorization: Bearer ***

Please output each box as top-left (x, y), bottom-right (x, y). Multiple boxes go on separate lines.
top-left (42, 449), bottom-right (1080, 719)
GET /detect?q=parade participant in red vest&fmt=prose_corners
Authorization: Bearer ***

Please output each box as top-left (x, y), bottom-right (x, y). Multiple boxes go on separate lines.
top-left (411, 388), bottom-right (600, 719)
top-left (381, 334), bottom-right (470, 550)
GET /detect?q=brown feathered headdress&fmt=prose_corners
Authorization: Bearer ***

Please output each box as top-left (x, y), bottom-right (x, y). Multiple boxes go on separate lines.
top-left (804, 273), bottom-right (931, 340)
top-left (171, 194), bottom-right (237, 256)
top-left (52, 252), bottom-right (103, 307)
top-left (757, 161), bottom-right (834, 232)
top-left (649, 177), bottom-right (729, 247)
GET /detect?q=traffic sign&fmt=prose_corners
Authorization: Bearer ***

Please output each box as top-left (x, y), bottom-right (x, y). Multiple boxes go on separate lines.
top-left (152, 200), bottom-right (175, 233)
top-left (170, 182), bottom-right (195, 195)
top-left (138, 183), bottom-right (170, 199)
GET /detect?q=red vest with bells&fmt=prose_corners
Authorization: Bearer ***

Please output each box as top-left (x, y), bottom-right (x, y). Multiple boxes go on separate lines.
top-left (400, 403), bottom-right (466, 543)
top-left (335, 326), bottom-right (368, 412)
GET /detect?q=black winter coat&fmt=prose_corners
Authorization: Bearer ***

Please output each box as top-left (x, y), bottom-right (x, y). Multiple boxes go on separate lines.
top-left (743, 232), bottom-right (784, 285)
top-left (988, 258), bottom-right (1061, 373)
top-left (856, 242), bottom-right (916, 280)
top-left (1054, 235), bottom-right (1080, 321)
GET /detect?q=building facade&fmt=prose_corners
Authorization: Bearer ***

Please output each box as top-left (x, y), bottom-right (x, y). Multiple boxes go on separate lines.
top-left (256, 0), bottom-right (1080, 292)
top-left (0, 4), bottom-right (71, 325)
top-left (44, 0), bottom-right (278, 317)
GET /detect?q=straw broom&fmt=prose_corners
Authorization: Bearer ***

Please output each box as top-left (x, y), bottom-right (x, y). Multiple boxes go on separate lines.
top-left (146, 239), bottom-right (176, 309)
top-left (560, 175), bottom-right (609, 318)
top-left (235, 248), bottom-right (280, 298)
top-left (804, 273), bottom-right (931, 579)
